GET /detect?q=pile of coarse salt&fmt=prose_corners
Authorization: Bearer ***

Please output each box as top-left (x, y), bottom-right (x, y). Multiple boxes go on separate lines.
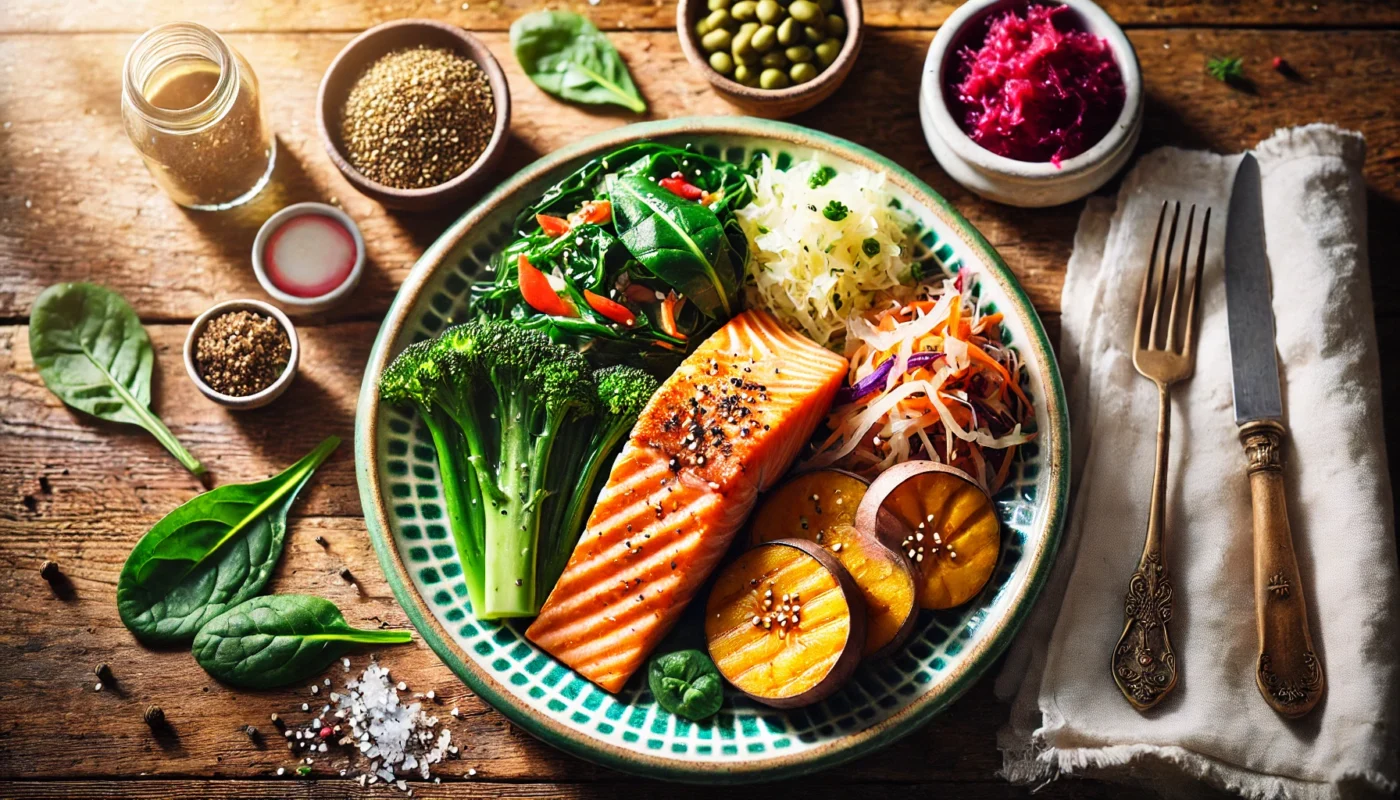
top-left (273, 659), bottom-right (464, 792)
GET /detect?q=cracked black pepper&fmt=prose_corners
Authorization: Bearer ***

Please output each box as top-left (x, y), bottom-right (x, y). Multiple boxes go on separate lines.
top-left (195, 310), bottom-right (291, 397)
top-left (340, 46), bottom-right (495, 190)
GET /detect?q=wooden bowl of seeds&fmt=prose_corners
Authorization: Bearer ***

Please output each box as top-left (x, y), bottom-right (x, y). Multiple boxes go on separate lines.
top-left (317, 19), bottom-right (511, 211)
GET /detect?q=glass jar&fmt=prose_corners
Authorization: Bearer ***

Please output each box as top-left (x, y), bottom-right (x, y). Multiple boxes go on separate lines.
top-left (121, 22), bottom-right (275, 210)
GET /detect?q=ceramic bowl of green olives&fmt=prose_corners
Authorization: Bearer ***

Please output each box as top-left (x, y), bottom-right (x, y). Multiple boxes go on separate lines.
top-left (677, 0), bottom-right (862, 118)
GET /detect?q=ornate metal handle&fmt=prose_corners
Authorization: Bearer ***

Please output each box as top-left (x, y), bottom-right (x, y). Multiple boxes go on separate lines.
top-left (1241, 419), bottom-right (1324, 718)
top-left (1112, 383), bottom-right (1179, 711)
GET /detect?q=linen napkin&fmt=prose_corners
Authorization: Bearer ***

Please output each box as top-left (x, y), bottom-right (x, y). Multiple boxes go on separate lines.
top-left (995, 124), bottom-right (1400, 799)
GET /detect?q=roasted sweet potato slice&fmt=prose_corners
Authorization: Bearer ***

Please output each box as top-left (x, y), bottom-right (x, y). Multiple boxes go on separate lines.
top-left (747, 469), bottom-right (868, 548)
top-left (856, 462), bottom-right (1000, 610)
top-left (818, 524), bottom-right (918, 658)
top-left (704, 539), bottom-right (865, 708)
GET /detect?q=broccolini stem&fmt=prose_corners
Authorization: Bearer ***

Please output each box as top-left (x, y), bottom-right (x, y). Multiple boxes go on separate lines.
top-left (481, 400), bottom-right (538, 618)
top-left (540, 424), bottom-right (624, 600)
top-left (421, 410), bottom-right (486, 614)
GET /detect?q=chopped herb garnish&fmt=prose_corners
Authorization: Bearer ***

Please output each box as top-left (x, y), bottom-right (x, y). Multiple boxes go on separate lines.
top-left (1207, 56), bottom-right (1245, 83)
top-left (822, 201), bottom-right (850, 222)
top-left (862, 238), bottom-right (881, 257)
top-left (808, 165), bottom-right (837, 189)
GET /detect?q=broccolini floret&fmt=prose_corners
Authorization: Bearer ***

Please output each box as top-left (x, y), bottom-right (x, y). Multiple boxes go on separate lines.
top-left (379, 318), bottom-right (645, 618)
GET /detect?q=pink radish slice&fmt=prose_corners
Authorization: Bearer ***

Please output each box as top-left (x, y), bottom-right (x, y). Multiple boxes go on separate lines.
top-left (264, 214), bottom-right (357, 298)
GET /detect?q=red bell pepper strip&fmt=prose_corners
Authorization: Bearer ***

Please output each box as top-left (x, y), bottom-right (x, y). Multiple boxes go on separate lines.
top-left (576, 200), bottom-right (612, 225)
top-left (659, 175), bottom-right (704, 201)
top-left (659, 291), bottom-right (687, 340)
top-left (536, 214), bottom-right (571, 238)
top-left (584, 290), bottom-right (636, 327)
top-left (516, 255), bottom-right (576, 317)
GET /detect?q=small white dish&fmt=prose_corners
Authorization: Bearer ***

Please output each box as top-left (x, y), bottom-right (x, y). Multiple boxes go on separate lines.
top-left (252, 202), bottom-right (365, 314)
top-left (184, 299), bottom-right (299, 410)
top-left (919, 0), bottom-right (1143, 208)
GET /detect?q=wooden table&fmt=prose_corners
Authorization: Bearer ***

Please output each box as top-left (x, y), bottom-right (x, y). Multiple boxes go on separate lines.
top-left (2, 2), bottom-right (1396, 797)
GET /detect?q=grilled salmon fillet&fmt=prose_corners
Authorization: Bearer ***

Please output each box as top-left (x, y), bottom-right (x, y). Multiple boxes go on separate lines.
top-left (526, 310), bottom-right (848, 692)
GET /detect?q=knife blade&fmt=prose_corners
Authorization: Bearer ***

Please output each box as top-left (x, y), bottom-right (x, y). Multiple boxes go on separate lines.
top-left (1224, 153), bottom-right (1283, 424)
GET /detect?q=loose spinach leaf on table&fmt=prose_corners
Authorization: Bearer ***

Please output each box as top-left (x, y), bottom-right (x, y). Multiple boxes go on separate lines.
top-left (648, 649), bottom-right (724, 721)
top-left (511, 11), bottom-right (647, 114)
top-left (607, 173), bottom-right (741, 319)
top-left (116, 436), bottom-right (340, 644)
top-left (29, 282), bottom-right (205, 476)
top-left (193, 595), bottom-right (411, 688)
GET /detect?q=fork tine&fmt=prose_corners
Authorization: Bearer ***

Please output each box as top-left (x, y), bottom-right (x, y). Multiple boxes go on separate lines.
top-left (1137, 202), bottom-right (1169, 350)
top-left (1148, 202), bottom-right (1181, 350)
top-left (1166, 205), bottom-right (1196, 353)
top-left (1182, 207), bottom-right (1211, 359)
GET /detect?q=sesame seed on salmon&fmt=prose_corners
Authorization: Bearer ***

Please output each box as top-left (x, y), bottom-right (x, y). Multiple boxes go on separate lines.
top-left (527, 310), bottom-right (848, 692)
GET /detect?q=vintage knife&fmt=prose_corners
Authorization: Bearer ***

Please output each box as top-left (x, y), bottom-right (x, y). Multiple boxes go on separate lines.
top-left (1224, 153), bottom-right (1324, 718)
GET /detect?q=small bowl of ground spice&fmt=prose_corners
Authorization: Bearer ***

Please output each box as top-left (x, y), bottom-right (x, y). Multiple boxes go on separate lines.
top-left (317, 20), bottom-right (510, 211)
top-left (184, 300), bottom-right (299, 410)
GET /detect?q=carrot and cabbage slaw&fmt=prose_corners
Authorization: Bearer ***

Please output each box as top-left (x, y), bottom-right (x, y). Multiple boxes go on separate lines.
top-left (804, 273), bottom-right (1035, 493)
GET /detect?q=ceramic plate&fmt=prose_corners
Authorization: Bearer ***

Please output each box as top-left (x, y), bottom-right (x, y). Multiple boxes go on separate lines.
top-left (355, 117), bottom-right (1068, 783)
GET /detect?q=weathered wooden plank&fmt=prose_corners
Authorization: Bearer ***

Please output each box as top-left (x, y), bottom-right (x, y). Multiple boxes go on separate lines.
top-left (0, 778), bottom-right (1152, 799)
top-left (2, 0), bottom-right (1397, 33)
top-left (2, 29), bottom-right (1397, 322)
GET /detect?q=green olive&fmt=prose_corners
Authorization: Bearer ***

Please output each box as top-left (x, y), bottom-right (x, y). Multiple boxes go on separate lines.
top-left (736, 49), bottom-right (760, 66)
top-left (695, 17), bottom-right (714, 35)
top-left (815, 37), bottom-right (841, 66)
top-left (734, 63), bottom-right (759, 86)
top-left (804, 24), bottom-right (825, 43)
top-left (755, 0), bottom-right (782, 24)
top-left (788, 0), bottom-right (821, 23)
top-left (776, 17), bottom-right (799, 45)
top-left (825, 13), bottom-right (846, 37)
top-left (785, 44), bottom-right (814, 63)
top-left (731, 24), bottom-right (756, 57)
top-left (751, 24), bottom-right (777, 52)
top-left (731, 0), bottom-right (758, 21)
top-left (702, 28), bottom-right (733, 52)
top-left (816, 0), bottom-right (835, 11)
top-left (760, 50), bottom-right (789, 68)
top-left (759, 68), bottom-right (792, 90)
top-left (709, 8), bottom-right (735, 29)
top-left (789, 61), bottom-right (819, 84)
top-left (709, 51), bottom-right (735, 75)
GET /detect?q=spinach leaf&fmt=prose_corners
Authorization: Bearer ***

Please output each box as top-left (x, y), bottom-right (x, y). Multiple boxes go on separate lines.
top-left (608, 173), bottom-right (740, 319)
top-left (192, 595), bottom-right (411, 688)
top-left (117, 436), bottom-right (340, 644)
top-left (29, 283), bottom-right (204, 476)
top-left (648, 649), bottom-right (723, 721)
top-left (511, 11), bottom-right (646, 114)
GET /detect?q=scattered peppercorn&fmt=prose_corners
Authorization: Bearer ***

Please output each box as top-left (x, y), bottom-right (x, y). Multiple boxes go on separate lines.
top-left (39, 559), bottom-right (60, 582)
top-left (95, 663), bottom-right (113, 681)
top-left (315, 535), bottom-right (329, 547)
top-left (341, 46), bottom-right (496, 189)
top-left (144, 704), bottom-right (166, 727)
top-left (244, 724), bottom-right (260, 741)
top-left (339, 567), bottom-right (355, 583)
top-left (194, 310), bottom-right (291, 397)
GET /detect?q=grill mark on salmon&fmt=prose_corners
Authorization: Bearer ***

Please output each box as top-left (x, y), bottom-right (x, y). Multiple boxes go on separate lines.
top-left (527, 311), bottom-right (848, 693)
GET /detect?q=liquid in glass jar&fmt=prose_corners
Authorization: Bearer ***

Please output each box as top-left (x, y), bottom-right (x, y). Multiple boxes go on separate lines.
top-left (121, 23), bottom-right (275, 210)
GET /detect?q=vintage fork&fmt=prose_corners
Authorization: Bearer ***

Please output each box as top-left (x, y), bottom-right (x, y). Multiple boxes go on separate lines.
top-left (1111, 201), bottom-right (1210, 711)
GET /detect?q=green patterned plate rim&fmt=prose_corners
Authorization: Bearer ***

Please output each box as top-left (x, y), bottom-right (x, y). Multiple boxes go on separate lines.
top-left (355, 117), bottom-right (1069, 784)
